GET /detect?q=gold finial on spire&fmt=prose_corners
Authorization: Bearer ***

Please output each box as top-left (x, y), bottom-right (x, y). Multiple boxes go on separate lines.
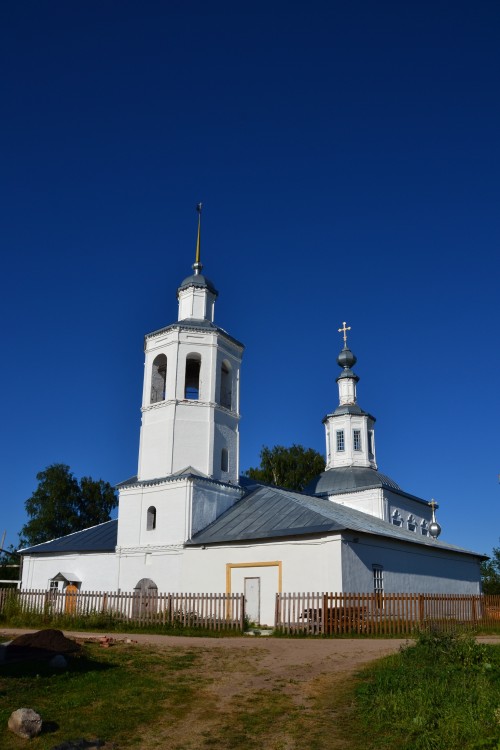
top-left (194, 202), bottom-right (202, 273)
top-left (338, 321), bottom-right (351, 347)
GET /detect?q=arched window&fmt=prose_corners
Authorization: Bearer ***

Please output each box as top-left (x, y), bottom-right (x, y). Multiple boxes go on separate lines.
top-left (407, 515), bottom-right (417, 532)
top-left (220, 361), bottom-right (232, 409)
top-left (185, 354), bottom-right (201, 400)
top-left (147, 506), bottom-right (156, 530)
top-left (150, 354), bottom-right (167, 403)
top-left (421, 520), bottom-right (429, 536)
top-left (221, 448), bottom-right (229, 472)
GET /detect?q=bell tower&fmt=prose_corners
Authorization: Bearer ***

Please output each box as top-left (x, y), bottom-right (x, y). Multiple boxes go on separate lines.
top-left (323, 322), bottom-right (377, 471)
top-left (137, 205), bottom-right (244, 483)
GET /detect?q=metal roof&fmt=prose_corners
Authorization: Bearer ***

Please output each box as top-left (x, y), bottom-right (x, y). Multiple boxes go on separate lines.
top-left (19, 520), bottom-right (118, 555)
top-left (177, 273), bottom-right (218, 296)
top-left (304, 466), bottom-right (401, 495)
top-left (187, 485), bottom-right (485, 558)
top-left (305, 466), bottom-right (433, 507)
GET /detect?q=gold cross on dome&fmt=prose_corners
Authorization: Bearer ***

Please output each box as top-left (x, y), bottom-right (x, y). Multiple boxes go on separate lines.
top-left (338, 321), bottom-right (351, 347)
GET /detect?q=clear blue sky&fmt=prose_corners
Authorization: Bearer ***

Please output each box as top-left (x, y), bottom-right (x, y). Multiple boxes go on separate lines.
top-left (1, 1), bottom-right (499, 556)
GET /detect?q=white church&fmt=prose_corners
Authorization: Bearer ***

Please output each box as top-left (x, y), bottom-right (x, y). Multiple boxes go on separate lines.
top-left (20, 211), bottom-right (484, 625)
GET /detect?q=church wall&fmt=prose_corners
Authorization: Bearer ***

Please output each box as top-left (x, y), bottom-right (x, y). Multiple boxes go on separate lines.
top-left (182, 535), bottom-right (344, 626)
top-left (117, 480), bottom-right (191, 548)
top-left (116, 547), bottom-right (183, 593)
top-left (385, 490), bottom-right (433, 532)
top-left (328, 488), bottom-right (385, 519)
top-left (21, 552), bottom-right (118, 591)
top-left (341, 535), bottom-right (482, 594)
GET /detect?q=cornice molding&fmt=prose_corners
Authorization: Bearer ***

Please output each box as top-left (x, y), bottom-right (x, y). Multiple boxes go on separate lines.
top-left (141, 399), bottom-right (241, 419)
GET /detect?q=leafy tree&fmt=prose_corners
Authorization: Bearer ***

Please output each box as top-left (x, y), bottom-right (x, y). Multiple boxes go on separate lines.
top-left (481, 544), bottom-right (500, 594)
top-left (0, 544), bottom-right (21, 585)
top-left (19, 464), bottom-right (117, 548)
top-left (245, 444), bottom-right (325, 492)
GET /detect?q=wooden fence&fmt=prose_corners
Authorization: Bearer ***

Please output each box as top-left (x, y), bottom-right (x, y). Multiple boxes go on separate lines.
top-left (276, 592), bottom-right (500, 635)
top-left (0, 588), bottom-right (245, 632)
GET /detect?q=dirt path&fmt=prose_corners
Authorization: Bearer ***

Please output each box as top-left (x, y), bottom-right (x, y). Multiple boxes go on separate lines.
top-left (2, 629), bottom-right (499, 749)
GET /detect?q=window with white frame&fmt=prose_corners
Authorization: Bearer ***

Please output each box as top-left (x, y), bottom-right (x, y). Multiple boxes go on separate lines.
top-left (373, 565), bottom-right (384, 607)
top-left (407, 515), bottom-right (417, 532)
top-left (336, 430), bottom-right (345, 451)
top-left (421, 520), bottom-right (429, 536)
top-left (353, 429), bottom-right (361, 451)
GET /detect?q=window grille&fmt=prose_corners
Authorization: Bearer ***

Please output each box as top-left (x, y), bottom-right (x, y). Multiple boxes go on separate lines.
top-left (336, 430), bottom-right (345, 451)
top-left (353, 429), bottom-right (361, 451)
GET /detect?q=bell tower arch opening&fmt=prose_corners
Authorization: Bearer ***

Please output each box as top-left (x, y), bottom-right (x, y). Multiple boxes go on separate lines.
top-left (150, 354), bottom-right (167, 403)
top-left (220, 360), bottom-right (232, 409)
top-left (185, 354), bottom-right (201, 400)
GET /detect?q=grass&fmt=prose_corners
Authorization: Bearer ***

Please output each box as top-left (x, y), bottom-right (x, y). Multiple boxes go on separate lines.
top-left (1, 629), bottom-right (499, 749)
top-left (344, 629), bottom-right (500, 750)
top-left (0, 637), bottom-right (346, 750)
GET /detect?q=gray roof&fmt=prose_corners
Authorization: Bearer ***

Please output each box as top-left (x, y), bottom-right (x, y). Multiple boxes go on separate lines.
top-left (19, 520), bottom-right (118, 555)
top-left (305, 466), bottom-right (401, 495)
top-left (324, 404), bottom-right (376, 420)
top-left (187, 485), bottom-right (485, 558)
top-left (305, 466), bottom-right (432, 508)
top-left (177, 273), bottom-right (218, 296)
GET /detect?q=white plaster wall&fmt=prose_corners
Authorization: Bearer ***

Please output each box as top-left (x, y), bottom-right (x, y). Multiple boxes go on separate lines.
top-left (116, 546), bottom-right (183, 593)
top-left (21, 553), bottom-right (118, 591)
top-left (341, 534), bottom-right (482, 594)
top-left (385, 490), bottom-right (433, 530)
top-left (182, 536), bottom-right (344, 626)
top-left (324, 413), bottom-right (376, 470)
top-left (118, 480), bottom-right (192, 548)
top-left (329, 488), bottom-right (385, 519)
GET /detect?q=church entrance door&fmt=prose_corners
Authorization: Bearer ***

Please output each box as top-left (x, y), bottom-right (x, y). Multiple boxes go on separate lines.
top-left (244, 577), bottom-right (260, 625)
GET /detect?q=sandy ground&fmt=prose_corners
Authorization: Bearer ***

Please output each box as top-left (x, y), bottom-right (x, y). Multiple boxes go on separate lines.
top-left (2, 629), bottom-right (499, 749)
top-left (1, 629), bottom-right (499, 677)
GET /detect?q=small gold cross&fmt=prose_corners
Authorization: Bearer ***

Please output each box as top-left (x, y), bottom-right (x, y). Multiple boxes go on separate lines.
top-left (338, 321), bottom-right (351, 347)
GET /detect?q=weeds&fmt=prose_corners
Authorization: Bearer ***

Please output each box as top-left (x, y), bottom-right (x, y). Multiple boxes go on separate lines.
top-left (349, 628), bottom-right (500, 750)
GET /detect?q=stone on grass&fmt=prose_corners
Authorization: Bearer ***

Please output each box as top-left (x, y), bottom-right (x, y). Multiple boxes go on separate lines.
top-left (8, 707), bottom-right (43, 739)
top-left (49, 654), bottom-right (68, 670)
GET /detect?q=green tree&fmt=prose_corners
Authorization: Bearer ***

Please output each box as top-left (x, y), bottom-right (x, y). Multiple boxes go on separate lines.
top-left (0, 544), bottom-right (21, 585)
top-left (481, 544), bottom-right (500, 594)
top-left (245, 444), bottom-right (325, 492)
top-left (19, 464), bottom-right (117, 548)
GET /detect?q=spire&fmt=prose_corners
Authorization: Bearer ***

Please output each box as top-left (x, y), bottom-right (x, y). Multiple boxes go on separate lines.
top-left (193, 202), bottom-right (202, 275)
top-left (336, 322), bottom-right (359, 403)
top-left (177, 203), bottom-right (218, 321)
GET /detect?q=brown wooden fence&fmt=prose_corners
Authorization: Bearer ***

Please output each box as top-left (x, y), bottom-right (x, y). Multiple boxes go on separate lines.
top-left (276, 592), bottom-right (500, 635)
top-left (0, 589), bottom-right (245, 632)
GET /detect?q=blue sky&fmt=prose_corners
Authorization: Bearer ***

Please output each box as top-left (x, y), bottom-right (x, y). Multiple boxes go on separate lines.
top-left (1, 1), bottom-right (499, 557)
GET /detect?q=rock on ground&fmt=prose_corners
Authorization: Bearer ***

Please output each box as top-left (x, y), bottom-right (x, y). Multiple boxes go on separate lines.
top-left (8, 707), bottom-right (43, 739)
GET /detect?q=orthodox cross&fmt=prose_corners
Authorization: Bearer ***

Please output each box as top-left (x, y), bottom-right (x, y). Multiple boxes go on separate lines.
top-left (338, 321), bottom-right (351, 347)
